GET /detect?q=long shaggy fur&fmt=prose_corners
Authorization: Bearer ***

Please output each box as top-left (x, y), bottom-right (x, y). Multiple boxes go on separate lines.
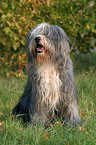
top-left (12, 23), bottom-right (80, 126)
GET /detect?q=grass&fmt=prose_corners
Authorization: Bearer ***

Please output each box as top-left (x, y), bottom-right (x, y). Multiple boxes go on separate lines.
top-left (0, 53), bottom-right (96, 145)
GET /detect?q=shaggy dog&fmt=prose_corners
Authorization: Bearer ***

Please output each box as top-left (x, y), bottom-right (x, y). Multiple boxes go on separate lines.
top-left (12, 23), bottom-right (80, 126)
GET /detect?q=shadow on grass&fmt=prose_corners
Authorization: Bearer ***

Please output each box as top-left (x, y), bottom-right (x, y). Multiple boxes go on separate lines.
top-left (74, 52), bottom-right (96, 74)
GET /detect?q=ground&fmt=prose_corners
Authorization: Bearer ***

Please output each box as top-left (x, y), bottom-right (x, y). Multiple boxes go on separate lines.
top-left (0, 53), bottom-right (96, 145)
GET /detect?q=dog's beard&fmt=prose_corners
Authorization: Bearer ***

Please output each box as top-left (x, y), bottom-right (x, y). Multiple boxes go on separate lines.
top-left (35, 51), bottom-right (50, 64)
top-left (36, 61), bottom-right (62, 114)
top-left (33, 41), bottom-right (62, 114)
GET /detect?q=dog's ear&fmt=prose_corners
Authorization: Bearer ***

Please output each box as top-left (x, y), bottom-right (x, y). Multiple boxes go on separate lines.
top-left (54, 25), bottom-right (69, 41)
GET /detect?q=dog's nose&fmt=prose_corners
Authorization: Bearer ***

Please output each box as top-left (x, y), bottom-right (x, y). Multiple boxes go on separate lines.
top-left (35, 37), bottom-right (41, 43)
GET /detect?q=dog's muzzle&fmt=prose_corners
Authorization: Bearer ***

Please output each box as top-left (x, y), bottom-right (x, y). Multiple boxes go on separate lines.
top-left (35, 37), bottom-right (44, 54)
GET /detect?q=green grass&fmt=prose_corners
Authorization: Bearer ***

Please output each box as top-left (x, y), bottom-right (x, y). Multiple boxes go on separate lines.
top-left (0, 53), bottom-right (96, 145)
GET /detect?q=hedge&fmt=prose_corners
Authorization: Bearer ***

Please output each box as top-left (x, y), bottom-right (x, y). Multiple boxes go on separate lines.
top-left (0, 0), bottom-right (95, 76)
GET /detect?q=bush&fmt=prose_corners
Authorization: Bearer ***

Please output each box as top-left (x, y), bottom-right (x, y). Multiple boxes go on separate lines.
top-left (0, 0), bottom-right (95, 76)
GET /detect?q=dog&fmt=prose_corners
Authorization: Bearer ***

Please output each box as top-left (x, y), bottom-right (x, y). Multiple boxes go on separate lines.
top-left (12, 23), bottom-right (80, 126)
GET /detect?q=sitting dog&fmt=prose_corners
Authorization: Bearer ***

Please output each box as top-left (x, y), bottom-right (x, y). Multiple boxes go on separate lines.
top-left (12, 23), bottom-right (80, 126)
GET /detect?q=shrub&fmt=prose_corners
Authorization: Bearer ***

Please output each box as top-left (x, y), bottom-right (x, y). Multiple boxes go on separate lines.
top-left (0, 0), bottom-right (95, 76)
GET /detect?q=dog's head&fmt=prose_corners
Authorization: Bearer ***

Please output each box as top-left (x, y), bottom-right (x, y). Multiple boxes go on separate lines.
top-left (26, 23), bottom-right (69, 64)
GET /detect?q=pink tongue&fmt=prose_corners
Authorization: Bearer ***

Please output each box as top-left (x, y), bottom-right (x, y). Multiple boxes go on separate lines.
top-left (36, 47), bottom-right (43, 52)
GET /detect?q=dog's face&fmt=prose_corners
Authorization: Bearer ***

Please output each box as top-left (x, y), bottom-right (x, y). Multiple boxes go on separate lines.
top-left (34, 35), bottom-right (46, 54)
top-left (26, 23), bottom-right (69, 64)
top-left (32, 34), bottom-right (49, 55)
top-left (31, 34), bottom-right (52, 63)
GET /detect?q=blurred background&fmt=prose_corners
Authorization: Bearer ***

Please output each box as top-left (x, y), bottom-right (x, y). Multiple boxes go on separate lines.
top-left (0, 0), bottom-right (95, 77)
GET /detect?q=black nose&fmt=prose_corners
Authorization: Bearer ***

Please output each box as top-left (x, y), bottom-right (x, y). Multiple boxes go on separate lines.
top-left (35, 37), bottom-right (41, 43)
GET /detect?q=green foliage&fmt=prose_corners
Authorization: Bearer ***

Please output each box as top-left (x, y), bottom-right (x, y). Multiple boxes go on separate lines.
top-left (0, 0), bottom-right (95, 76)
top-left (0, 53), bottom-right (96, 145)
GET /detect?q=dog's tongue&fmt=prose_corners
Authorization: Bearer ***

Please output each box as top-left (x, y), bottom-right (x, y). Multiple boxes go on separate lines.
top-left (36, 47), bottom-right (43, 52)
top-left (36, 45), bottom-right (43, 53)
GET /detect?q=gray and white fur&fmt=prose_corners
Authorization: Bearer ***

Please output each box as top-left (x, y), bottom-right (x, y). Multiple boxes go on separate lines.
top-left (12, 23), bottom-right (80, 126)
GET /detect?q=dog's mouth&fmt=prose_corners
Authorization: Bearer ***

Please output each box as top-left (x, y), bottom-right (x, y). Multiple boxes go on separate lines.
top-left (35, 44), bottom-right (44, 53)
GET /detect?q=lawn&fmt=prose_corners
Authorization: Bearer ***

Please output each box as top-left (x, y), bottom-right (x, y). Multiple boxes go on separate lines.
top-left (0, 53), bottom-right (96, 145)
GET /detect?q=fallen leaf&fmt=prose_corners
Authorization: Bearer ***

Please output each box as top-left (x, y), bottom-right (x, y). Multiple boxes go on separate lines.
top-left (79, 126), bottom-right (86, 131)
top-left (83, 128), bottom-right (86, 131)
top-left (0, 122), bottom-right (4, 131)
top-left (79, 126), bottom-right (82, 131)
top-left (41, 133), bottom-right (50, 140)
top-left (20, 127), bottom-right (23, 131)
top-left (54, 121), bottom-right (62, 126)
top-left (80, 111), bottom-right (87, 116)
